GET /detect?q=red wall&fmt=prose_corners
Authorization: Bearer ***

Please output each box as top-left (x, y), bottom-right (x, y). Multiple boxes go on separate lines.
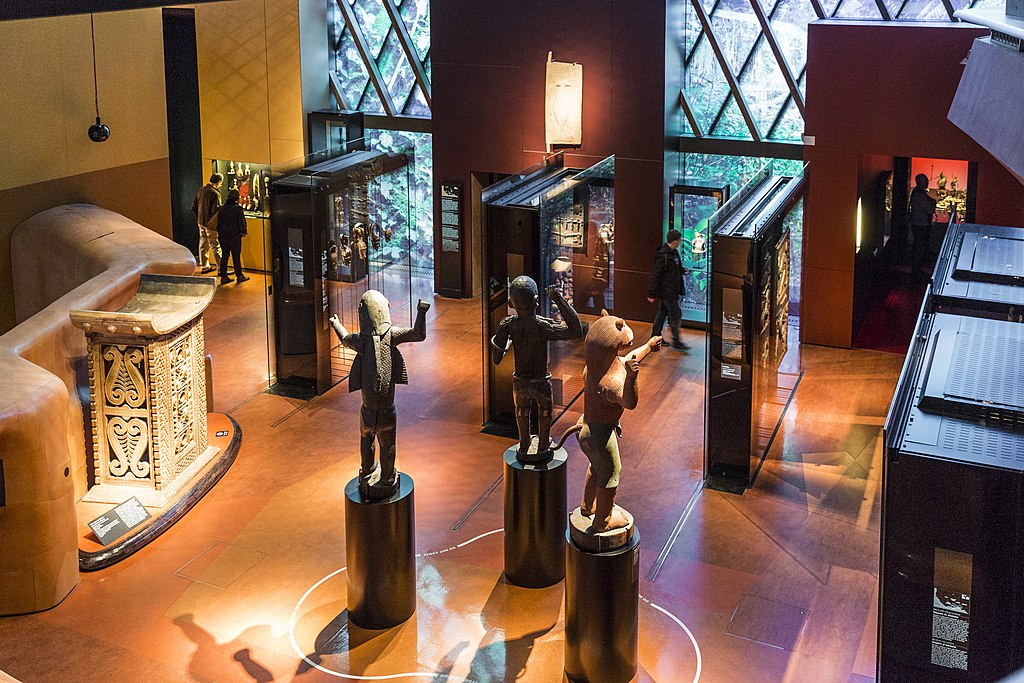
top-left (803, 20), bottom-right (1024, 347)
top-left (431, 0), bottom-right (673, 322)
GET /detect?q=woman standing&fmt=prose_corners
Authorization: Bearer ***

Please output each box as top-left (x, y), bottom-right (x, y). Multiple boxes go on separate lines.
top-left (215, 189), bottom-right (250, 285)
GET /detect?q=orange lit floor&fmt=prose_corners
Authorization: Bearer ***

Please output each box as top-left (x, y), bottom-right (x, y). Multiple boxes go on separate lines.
top-left (0, 270), bottom-right (895, 682)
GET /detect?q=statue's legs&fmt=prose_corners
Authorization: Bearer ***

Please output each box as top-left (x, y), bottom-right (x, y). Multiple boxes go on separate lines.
top-left (579, 423), bottom-right (629, 532)
top-left (375, 405), bottom-right (398, 486)
top-left (358, 405), bottom-right (379, 480)
top-left (580, 466), bottom-right (597, 516)
top-left (535, 381), bottom-right (553, 451)
top-left (512, 382), bottom-right (532, 454)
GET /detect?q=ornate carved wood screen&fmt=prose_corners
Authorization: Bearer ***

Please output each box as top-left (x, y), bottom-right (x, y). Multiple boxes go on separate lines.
top-left (71, 275), bottom-right (217, 507)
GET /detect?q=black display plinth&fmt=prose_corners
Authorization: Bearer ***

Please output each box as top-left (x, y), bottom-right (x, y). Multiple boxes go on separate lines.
top-left (344, 473), bottom-right (416, 630)
top-left (564, 528), bottom-right (640, 683)
top-left (503, 445), bottom-right (568, 588)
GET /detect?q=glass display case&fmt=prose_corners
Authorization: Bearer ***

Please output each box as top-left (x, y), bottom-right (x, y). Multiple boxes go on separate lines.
top-left (882, 234), bottom-right (1024, 680)
top-left (268, 138), bottom-right (417, 397)
top-left (705, 162), bottom-right (804, 492)
top-left (669, 181), bottom-right (730, 324)
top-left (211, 159), bottom-right (272, 272)
top-left (481, 152), bottom-right (615, 432)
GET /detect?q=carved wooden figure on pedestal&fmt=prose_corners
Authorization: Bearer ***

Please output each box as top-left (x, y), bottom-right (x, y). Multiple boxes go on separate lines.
top-left (330, 291), bottom-right (429, 499)
top-left (490, 276), bottom-right (584, 463)
top-left (558, 312), bottom-right (661, 550)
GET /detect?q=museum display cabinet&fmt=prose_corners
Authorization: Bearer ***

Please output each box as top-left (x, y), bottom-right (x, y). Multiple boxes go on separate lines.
top-left (669, 181), bottom-right (730, 325)
top-left (268, 139), bottom-right (415, 397)
top-left (481, 152), bottom-right (614, 433)
top-left (705, 163), bottom-right (804, 492)
top-left (931, 221), bottom-right (1024, 322)
top-left (880, 221), bottom-right (1024, 682)
top-left (882, 346), bottom-right (1024, 683)
top-left (210, 159), bottom-right (272, 272)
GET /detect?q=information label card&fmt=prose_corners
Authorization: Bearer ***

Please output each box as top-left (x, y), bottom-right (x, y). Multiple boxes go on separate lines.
top-left (87, 497), bottom-right (152, 546)
top-left (440, 183), bottom-right (461, 253)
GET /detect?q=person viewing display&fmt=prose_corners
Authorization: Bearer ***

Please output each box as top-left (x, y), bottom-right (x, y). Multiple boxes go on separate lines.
top-left (191, 173), bottom-right (223, 274)
top-left (214, 189), bottom-right (250, 285)
top-left (909, 173), bottom-right (937, 271)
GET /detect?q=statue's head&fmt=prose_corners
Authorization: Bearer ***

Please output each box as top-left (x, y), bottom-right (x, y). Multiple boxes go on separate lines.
top-left (585, 310), bottom-right (634, 367)
top-left (359, 290), bottom-right (391, 335)
top-left (508, 275), bottom-right (539, 313)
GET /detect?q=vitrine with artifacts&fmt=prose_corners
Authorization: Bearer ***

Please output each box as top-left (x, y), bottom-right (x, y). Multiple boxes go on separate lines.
top-left (268, 144), bottom-right (413, 396)
top-left (705, 163), bottom-right (804, 492)
top-left (881, 299), bottom-right (1024, 681)
top-left (481, 153), bottom-right (615, 433)
top-left (211, 159), bottom-right (272, 271)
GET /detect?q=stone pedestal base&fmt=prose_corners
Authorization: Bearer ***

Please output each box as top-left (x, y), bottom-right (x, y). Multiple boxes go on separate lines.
top-left (83, 446), bottom-right (219, 507)
top-left (344, 473), bottom-right (416, 630)
top-left (564, 528), bottom-right (640, 683)
top-left (568, 505), bottom-right (634, 553)
top-left (503, 444), bottom-right (568, 588)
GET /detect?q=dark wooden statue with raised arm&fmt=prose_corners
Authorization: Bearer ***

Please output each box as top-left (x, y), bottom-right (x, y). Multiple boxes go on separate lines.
top-left (557, 311), bottom-right (661, 550)
top-left (491, 275), bottom-right (584, 463)
top-left (330, 290), bottom-right (430, 499)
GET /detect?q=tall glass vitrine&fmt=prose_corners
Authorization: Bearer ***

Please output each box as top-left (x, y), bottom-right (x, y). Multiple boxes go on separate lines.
top-left (481, 153), bottom-right (615, 432)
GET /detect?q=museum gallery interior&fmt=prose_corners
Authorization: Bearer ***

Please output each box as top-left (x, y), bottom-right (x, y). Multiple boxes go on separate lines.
top-left (1, 0), bottom-right (1024, 681)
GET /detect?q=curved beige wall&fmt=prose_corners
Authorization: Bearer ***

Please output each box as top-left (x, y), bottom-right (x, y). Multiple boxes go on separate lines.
top-left (0, 205), bottom-right (194, 615)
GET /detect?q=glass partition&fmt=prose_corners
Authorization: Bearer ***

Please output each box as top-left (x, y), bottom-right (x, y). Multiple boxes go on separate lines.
top-left (267, 137), bottom-right (416, 397)
top-left (481, 153), bottom-right (615, 430)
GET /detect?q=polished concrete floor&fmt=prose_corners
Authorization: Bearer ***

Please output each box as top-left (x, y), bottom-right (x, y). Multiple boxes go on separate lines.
top-left (0, 270), bottom-right (899, 682)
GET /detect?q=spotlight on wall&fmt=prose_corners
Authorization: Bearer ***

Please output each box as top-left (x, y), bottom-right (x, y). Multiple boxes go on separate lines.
top-left (545, 52), bottom-right (583, 149)
top-left (87, 14), bottom-right (110, 143)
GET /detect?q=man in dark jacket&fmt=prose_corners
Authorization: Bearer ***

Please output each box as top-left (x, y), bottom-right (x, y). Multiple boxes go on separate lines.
top-left (191, 173), bottom-right (223, 273)
top-left (909, 173), bottom-right (937, 271)
top-left (647, 229), bottom-right (688, 351)
top-left (215, 189), bottom-right (249, 284)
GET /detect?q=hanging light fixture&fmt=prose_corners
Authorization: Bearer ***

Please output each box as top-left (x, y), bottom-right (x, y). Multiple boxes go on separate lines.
top-left (87, 14), bottom-right (110, 143)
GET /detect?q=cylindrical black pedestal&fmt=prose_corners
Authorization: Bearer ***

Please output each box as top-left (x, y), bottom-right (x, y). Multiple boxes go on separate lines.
top-left (564, 528), bottom-right (640, 683)
top-left (503, 445), bottom-right (568, 588)
top-left (344, 473), bottom-right (416, 629)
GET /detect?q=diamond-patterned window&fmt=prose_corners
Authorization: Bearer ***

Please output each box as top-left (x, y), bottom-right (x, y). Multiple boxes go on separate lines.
top-left (328, 0), bottom-right (431, 117)
top-left (678, 0), bottom-right (964, 145)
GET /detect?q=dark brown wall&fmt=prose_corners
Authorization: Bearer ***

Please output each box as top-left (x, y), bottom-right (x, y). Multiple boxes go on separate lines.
top-left (431, 0), bottom-right (672, 322)
top-left (803, 20), bottom-right (1024, 347)
top-left (0, 158), bottom-right (173, 333)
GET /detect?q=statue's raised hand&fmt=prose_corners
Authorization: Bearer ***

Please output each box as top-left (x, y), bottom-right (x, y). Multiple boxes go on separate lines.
top-left (417, 299), bottom-right (431, 312)
top-left (626, 357), bottom-right (640, 375)
top-left (647, 336), bottom-right (663, 352)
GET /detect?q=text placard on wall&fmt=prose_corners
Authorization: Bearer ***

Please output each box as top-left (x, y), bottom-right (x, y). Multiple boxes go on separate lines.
top-left (440, 183), bottom-right (461, 253)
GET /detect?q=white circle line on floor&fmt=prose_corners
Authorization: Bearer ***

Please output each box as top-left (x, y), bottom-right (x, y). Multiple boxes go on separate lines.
top-left (288, 528), bottom-right (702, 682)
top-left (641, 595), bottom-right (703, 683)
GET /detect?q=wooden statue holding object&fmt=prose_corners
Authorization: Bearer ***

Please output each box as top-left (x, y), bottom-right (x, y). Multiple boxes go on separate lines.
top-left (491, 275), bottom-right (584, 463)
top-left (556, 311), bottom-right (662, 551)
top-left (330, 291), bottom-right (430, 499)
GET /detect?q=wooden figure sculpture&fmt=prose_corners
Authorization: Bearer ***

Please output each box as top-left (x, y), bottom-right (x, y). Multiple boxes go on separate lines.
top-left (491, 275), bottom-right (584, 462)
top-left (557, 312), bottom-right (661, 548)
top-left (330, 291), bottom-right (430, 499)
